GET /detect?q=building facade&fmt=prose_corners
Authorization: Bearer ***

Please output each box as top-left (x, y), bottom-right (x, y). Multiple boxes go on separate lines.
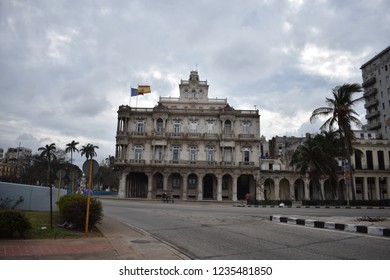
top-left (352, 131), bottom-right (390, 200)
top-left (114, 71), bottom-right (390, 202)
top-left (115, 71), bottom-right (261, 201)
top-left (361, 45), bottom-right (390, 140)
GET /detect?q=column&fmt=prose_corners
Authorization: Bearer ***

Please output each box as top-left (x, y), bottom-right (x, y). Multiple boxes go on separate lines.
top-left (304, 178), bottom-right (310, 200)
top-left (386, 176), bottom-right (390, 199)
top-left (118, 172), bottom-right (127, 198)
top-left (375, 177), bottom-right (381, 200)
top-left (125, 118), bottom-right (129, 132)
top-left (197, 174), bottom-right (203, 201)
top-left (232, 175), bottom-right (237, 201)
top-left (163, 174), bottom-right (169, 192)
top-left (147, 173), bottom-right (153, 199)
top-left (320, 179), bottom-right (325, 200)
top-left (363, 176), bottom-right (368, 200)
top-left (289, 181), bottom-right (294, 201)
top-left (182, 173), bottom-right (188, 200)
top-left (274, 177), bottom-right (280, 200)
top-left (217, 175), bottom-right (223, 201)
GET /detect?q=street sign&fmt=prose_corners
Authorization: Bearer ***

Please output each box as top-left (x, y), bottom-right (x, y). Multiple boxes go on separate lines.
top-left (82, 159), bottom-right (99, 177)
top-left (56, 169), bottom-right (66, 179)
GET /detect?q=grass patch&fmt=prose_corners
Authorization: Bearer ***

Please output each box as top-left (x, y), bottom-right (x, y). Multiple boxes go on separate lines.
top-left (23, 211), bottom-right (87, 239)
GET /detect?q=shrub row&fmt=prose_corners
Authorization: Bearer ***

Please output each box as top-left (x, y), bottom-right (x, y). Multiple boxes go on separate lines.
top-left (0, 210), bottom-right (32, 238)
top-left (56, 194), bottom-right (103, 230)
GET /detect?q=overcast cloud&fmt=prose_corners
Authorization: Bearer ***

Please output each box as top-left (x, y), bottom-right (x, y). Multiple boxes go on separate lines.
top-left (1, 0), bottom-right (389, 167)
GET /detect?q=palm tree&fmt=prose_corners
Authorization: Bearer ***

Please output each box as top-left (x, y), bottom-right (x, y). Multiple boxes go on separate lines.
top-left (38, 143), bottom-right (57, 229)
top-left (105, 155), bottom-right (115, 167)
top-left (290, 135), bottom-right (338, 200)
top-left (65, 140), bottom-right (79, 193)
top-left (80, 143), bottom-right (99, 160)
top-left (310, 83), bottom-right (363, 200)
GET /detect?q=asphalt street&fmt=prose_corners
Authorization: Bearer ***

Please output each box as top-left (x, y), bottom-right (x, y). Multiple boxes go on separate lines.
top-left (101, 199), bottom-right (390, 259)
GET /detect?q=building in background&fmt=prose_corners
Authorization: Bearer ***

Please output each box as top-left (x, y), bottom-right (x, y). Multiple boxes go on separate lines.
top-left (5, 147), bottom-right (32, 165)
top-left (361, 45), bottom-right (390, 140)
top-left (115, 71), bottom-right (261, 201)
top-left (1, 146), bottom-right (32, 179)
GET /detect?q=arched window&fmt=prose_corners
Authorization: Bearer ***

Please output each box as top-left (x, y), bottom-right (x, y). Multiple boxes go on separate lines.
top-left (188, 175), bottom-right (197, 189)
top-left (224, 120), bottom-right (232, 134)
top-left (156, 119), bottom-right (164, 132)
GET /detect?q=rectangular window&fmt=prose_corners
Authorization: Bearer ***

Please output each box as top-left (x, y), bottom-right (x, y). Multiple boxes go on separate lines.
top-left (243, 148), bottom-right (250, 162)
top-left (224, 148), bottom-right (232, 161)
top-left (137, 121), bottom-right (144, 133)
top-left (366, 151), bottom-right (373, 170)
top-left (173, 121), bottom-right (181, 133)
top-left (155, 146), bottom-right (163, 160)
top-left (190, 121), bottom-right (197, 133)
top-left (172, 146), bottom-right (180, 161)
top-left (242, 121), bottom-right (250, 134)
top-left (135, 145), bottom-right (143, 160)
top-left (224, 121), bottom-right (232, 134)
top-left (207, 121), bottom-right (214, 133)
top-left (189, 146), bottom-right (197, 161)
top-left (207, 147), bottom-right (215, 161)
top-left (378, 151), bottom-right (385, 170)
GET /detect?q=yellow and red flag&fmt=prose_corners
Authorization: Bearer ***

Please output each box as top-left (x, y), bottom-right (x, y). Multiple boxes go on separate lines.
top-left (138, 85), bottom-right (151, 95)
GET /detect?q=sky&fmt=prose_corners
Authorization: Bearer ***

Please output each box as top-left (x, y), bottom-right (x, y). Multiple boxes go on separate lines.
top-left (1, 0), bottom-right (389, 168)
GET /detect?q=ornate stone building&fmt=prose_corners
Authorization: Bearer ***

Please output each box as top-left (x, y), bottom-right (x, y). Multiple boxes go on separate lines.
top-left (115, 71), bottom-right (261, 201)
top-left (114, 70), bottom-right (390, 202)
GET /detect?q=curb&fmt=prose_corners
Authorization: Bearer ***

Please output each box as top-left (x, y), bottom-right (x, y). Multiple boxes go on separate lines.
top-left (270, 215), bottom-right (390, 237)
top-left (233, 204), bottom-right (389, 209)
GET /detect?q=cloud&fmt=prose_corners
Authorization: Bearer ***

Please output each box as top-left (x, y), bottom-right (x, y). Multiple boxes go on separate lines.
top-left (299, 44), bottom-right (368, 81)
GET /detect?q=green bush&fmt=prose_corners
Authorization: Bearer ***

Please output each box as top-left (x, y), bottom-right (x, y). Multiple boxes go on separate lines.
top-left (0, 210), bottom-right (32, 238)
top-left (56, 194), bottom-right (103, 230)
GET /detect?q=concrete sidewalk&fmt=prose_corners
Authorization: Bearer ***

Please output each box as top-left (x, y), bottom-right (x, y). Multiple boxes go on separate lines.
top-left (0, 217), bottom-right (190, 260)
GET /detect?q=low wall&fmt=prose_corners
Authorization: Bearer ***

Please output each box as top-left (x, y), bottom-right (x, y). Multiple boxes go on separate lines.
top-left (0, 182), bottom-right (67, 211)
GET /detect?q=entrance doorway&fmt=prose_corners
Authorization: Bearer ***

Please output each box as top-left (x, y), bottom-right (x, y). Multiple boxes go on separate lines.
top-left (237, 175), bottom-right (250, 200)
top-left (203, 174), bottom-right (214, 199)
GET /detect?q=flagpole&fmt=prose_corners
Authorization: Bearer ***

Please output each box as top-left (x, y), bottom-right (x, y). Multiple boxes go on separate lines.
top-left (129, 85), bottom-right (132, 107)
top-left (136, 84), bottom-right (139, 108)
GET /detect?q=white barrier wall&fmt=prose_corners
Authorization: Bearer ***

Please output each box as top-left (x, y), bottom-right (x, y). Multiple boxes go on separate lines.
top-left (0, 182), bottom-right (67, 211)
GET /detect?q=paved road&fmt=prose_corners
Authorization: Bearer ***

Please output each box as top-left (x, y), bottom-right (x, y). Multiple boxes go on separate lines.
top-left (102, 199), bottom-right (390, 260)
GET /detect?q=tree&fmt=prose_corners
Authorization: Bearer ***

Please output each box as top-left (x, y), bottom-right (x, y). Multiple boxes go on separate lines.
top-left (310, 83), bottom-right (363, 200)
top-left (80, 143), bottom-right (99, 160)
top-left (290, 134), bottom-right (339, 200)
top-left (38, 143), bottom-right (57, 229)
top-left (105, 155), bottom-right (115, 167)
top-left (95, 165), bottom-right (119, 191)
top-left (65, 140), bottom-right (79, 193)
